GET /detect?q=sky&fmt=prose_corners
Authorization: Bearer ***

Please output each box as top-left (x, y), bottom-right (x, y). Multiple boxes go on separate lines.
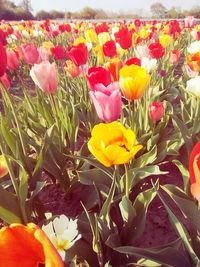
top-left (14, 0), bottom-right (200, 13)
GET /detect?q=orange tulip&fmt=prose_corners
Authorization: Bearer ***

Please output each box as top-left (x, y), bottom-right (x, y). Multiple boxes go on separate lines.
top-left (0, 155), bottom-right (8, 178)
top-left (0, 223), bottom-right (63, 267)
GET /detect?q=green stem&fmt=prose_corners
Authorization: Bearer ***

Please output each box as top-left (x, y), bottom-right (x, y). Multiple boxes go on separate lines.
top-left (125, 163), bottom-right (129, 198)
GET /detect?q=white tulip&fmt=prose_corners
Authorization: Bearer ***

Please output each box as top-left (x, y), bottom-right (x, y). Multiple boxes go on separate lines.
top-left (186, 76), bottom-right (200, 97)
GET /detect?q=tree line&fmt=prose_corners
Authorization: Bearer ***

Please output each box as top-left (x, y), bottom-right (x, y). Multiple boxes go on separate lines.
top-left (0, 0), bottom-right (200, 20)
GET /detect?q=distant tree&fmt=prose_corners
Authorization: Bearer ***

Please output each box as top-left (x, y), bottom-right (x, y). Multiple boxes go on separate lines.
top-left (95, 9), bottom-right (107, 19)
top-left (20, 0), bottom-right (32, 12)
top-left (50, 10), bottom-right (65, 19)
top-left (80, 7), bottom-right (97, 19)
top-left (36, 10), bottom-right (53, 20)
top-left (150, 2), bottom-right (167, 18)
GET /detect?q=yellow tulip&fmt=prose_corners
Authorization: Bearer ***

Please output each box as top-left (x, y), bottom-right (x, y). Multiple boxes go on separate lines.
top-left (88, 122), bottom-right (143, 167)
top-left (85, 28), bottom-right (98, 43)
top-left (98, 32), bottom-right (111, 46)
top-left (119, 65), bottom-right (150, 100)
top-left (42, 41), bottom-right (54, 55)
top-left (159, 34), bottom-right (173, 47)
top-left (0, 155), bottom-right (8, 178)
top-left (73, 37), bottom-right (86, 46)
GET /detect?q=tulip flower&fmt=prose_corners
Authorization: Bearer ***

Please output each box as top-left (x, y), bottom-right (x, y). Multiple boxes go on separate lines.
top-left (114, 27), bottom-right (132, 50)
top-left (30, 61), bottom-right (58, 94)
top-left (103, 40), bottom-right (116, 58)
top-left (185, 16), bottom-right (196, 28)
top-left (51, 45), bottom-right (65, 60)
top-left (187, 52), bottom-right (200, 72)
top-left (148, 42), bottom-right (165, 59)
top-left (20, 43), bottom-right (39, 65)
top-left (159, 34), bottom-right (173, 48)
top-left (125, 57), bottom-right (141, 66)
top-left (104, 58), bottom-right (124, 82)
top-left (141, 57), bottom-right (157, 73)
top-left (149, 102), bottom-right (165, 122)
top-left (89, 82), bottom-right (122, 122)
top-left (87, 66), bottom-right (111, 90)
top-left (88, 121), bottom-right (143, 167)
top-left (186, 76), bottom-right (200, 97)
top-left (66, 43), bottom-right (88, 66)
top-left (37, 47), bottom-right (49, 62)
top-left (98, 32), bottom-right (111, 46)
top-left (0, 223), bottom-right (63, 267)
top-left (185, 65), bottom-right (198, 78)
top-left (0, 43), bottom-right (7, 77)
top-left (64, 60), bottom-right (81, 78)
top-left (6, 50), bottom-right (20, 71)
top-left (119, 65), bottom-right (150, 100)
top-left (187, 41), bottom-right (200, 54)
top-left (134, 45), bottom-right (150, 59)
top-left (169, 50), bottom-right (181, 64)
top-left (0, 155), bottom-right (8, 178)
top-left (42, 215), bottom-right (81, 260)
top-left (189, 141), bottom-right (200, 201)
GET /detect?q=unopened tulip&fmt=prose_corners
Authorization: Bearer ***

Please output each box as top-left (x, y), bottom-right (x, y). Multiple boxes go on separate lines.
top-left (149, 102), bottom-right (165, 122)
top-left (0, 223), bottom-right (63, 267)
top-left (89, 82), bottom-right (122, 122)
top-left (103, 40), bottom-right (116, 58)
top-left (51, 45), bottom-right (65, 60)
top-left (64, 60), bottom-right (80, 78)
top-left (0, 73), bottom-right (10, 90)
top-left (6, 50), bottom-right (20, 70)
top-left (30, 61), bottom-right (58, 94)
top-left (0, 43), bottom-right (7, 77)
top-left (134, 45), bottom-right (150, 59)
top-left (66, 43), bottom-right (88, 66)
top-left (104, 58), bottom-right (124, 82)
top-left (169, 50), bottom-right (181, 64)
top-left (119, 65), bottom-right (150, 100)
top-left (0, 155), bottom-right (8, 178)
top-left (149, 42), bottom-right (165, 59)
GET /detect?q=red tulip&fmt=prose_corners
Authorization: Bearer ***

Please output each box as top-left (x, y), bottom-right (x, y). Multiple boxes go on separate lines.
top-left (105, 58), bottom-right (124, 82)
top-left (6, 50), bottom-right (20, 70)
top-left (87, 66), bottom-right (111, 90)
top-left (0, 73), bottom-right (10, 90)
top-left (0, 43), bottom-right (7, 77)
top-left (189, 141), bottom-right (200, 201)
top-left (125, 57), bottom-right (141, 66)
top-left (169, 50), bottom-right (181, 64)
top-left (114, 27), bottom-right (132, 50)
top-left (0, 28), bottom-right (7, 46)
top-left (149, 102), bottom-right (165, 122)
top-left (51, 45), bottom-right (65, 60)
top-left (66, 43), bottom-right (88, 66)
top-left (149, 42), bottom-right (165, 59)
top-left (103, 40), bottom-right (116, 58)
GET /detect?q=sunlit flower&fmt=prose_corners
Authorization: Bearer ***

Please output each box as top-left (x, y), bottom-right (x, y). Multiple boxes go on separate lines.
top-left (42, 215), bottom-right (81, 260)
top-left (88, 121), bottom-right (143, 167)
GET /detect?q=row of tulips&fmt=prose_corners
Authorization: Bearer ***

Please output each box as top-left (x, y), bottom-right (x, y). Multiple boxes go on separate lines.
top-left (0, 16), bottom-right (200, 266)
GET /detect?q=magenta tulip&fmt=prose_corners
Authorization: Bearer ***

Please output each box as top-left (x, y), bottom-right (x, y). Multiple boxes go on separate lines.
top-left (30, 61), bottom-right (58, 94)
top-left (89, 82), bottom-right (122, 122)
top-left (20, 44), bottom-right (39, 65)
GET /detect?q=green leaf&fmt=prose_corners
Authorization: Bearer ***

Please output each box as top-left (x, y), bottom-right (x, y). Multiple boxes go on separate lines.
top-left (0, 185), bottom-right (22, 223)
top-left (154, 183), bottom-right (199, 265)
top-left (119, 196), bottom-right (136, 224)
top-left (172, 160), bottom-right (190, 193)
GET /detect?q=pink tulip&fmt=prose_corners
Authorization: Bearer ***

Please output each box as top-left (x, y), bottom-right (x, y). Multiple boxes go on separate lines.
top-left (30, 61), bottom-right (58, 94)
top-left (37, 47), bottom-right (49, 63)
top-left (89, 82), bottom-right (122, 122)
top-left (185, 16), bottom-right (196, 28)
top-left (134, 45), bottom-right (150, 59)
top-left (149, 102), bottom-right (165, 122)
top-left (20, 44), bottom-right (39, 65)
top-left (6, 50), bottom-right (20, 70)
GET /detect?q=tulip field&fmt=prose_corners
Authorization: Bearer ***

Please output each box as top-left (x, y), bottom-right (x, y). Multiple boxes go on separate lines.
top-left (1, 16), bottom-right (200, 266)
